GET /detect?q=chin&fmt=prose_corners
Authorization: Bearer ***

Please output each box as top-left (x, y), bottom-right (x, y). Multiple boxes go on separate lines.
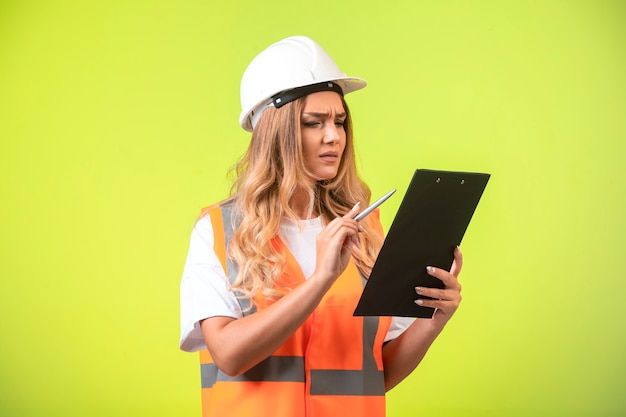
top-left (316, 171), bottom-right (339, 181)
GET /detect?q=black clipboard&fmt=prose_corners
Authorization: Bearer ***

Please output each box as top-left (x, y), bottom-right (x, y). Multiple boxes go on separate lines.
top-left (354, 169), bottom-right (490, 318)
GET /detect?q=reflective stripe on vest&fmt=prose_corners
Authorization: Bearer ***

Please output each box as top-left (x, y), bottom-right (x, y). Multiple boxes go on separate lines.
top-left (200, 202), bottom-right (391, 416)
top-left (201, 316), bottom-right (384, 396)
top-left (220, 202), bottom-right (256, 315)
top-left (309, 315), bottom-right (384, 396)
top-left (202, 356), bottom-right (305, 388)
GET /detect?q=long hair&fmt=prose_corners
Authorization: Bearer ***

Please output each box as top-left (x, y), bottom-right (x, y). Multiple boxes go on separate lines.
top-left (226, 96), bottom-right (383, 305)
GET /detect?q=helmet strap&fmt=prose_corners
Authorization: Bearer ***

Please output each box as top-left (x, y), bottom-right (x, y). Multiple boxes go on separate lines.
top-left (272, 81), bottom-right (344, 109)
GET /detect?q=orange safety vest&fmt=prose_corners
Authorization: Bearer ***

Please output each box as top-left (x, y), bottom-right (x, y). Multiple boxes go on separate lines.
top-left (198, 202), bottom-right (392, 417)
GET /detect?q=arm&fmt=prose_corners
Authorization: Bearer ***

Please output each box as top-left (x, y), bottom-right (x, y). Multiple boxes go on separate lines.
top-left (201, 206), bottom-right (361, 377)
top-left (382, 247), bottom-right (464, 391)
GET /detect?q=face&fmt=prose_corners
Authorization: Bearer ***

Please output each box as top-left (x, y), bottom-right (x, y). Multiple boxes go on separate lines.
top-left (300, 91), bottom-right (347, 181)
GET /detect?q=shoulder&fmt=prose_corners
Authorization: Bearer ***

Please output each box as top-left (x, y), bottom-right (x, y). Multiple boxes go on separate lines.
top-left (199, 198), bottom-right (233, 218)
top-left (196, 198), bottom-right (240, 225)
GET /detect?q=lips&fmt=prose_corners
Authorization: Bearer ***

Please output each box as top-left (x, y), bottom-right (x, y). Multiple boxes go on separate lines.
top-left (319, 151), bottom-right (339, 162)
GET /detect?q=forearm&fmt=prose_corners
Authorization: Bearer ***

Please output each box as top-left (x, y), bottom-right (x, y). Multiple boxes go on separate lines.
top-left (382, 318), bottom-right (445, 391)
top-left (201, 273), bottom-right (332, 376)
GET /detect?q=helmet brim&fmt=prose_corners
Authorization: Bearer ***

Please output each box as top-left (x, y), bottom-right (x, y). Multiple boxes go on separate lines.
top-left (239, 75), bottom-right (367, 132)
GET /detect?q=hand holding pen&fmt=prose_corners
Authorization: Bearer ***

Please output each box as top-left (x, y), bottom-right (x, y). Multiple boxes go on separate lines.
top-left (313, 189), bottom-right (396, 284)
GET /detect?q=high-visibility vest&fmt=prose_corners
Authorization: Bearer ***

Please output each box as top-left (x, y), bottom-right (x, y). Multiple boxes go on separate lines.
top-left (199, 201), bottom-right (392, 417)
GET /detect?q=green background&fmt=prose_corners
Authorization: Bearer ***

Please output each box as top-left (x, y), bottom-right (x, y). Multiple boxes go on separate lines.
top-left (1, 0), bottom-right (625, 416)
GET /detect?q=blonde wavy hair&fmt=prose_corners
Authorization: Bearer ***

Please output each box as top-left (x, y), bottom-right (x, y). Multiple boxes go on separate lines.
top-left (226, 95), bottom-right (383, 305)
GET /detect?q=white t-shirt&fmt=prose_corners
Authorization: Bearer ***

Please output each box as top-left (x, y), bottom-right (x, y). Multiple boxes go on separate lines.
top-left (179, 215), bottom-right (414, 352)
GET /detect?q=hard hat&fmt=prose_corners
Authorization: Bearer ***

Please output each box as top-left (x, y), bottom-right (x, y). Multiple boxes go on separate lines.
top-left (239, 36), bottom-right (367, 132)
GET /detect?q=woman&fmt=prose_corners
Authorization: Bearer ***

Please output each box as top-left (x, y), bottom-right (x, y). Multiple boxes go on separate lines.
top-left (180, 36), bottom-right (463, 417)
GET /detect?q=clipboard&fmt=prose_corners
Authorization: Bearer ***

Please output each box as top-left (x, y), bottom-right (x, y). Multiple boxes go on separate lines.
top-left (354, 169), bottom-right (490, 318)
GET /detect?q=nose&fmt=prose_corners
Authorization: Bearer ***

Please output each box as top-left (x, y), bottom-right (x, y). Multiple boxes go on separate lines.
top-left (323, 123), bottom-right (341, 144)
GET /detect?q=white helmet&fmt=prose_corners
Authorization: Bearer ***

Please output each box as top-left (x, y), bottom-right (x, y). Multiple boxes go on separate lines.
top-left (239, 36), bottom-right (367, 132)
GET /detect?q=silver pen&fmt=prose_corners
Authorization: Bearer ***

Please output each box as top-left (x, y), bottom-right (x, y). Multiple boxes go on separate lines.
top-left (353, 189), bottom-right (396, 222)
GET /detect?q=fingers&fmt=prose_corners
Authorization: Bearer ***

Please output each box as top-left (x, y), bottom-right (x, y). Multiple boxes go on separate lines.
top-left (323, 215), bottom-right (360, 239)
top-left (414, 277), bottom-right (462, 313)
top-left (450, 246), bottom-right (463, 277)
top-left (414, 285), bottom-right (461, 306)
top-left (324, 204), bottom-right (362, 238)
top-left (316, 203), bottom-right (364, 262)
top-left (424, 263), bottom-right (461, 291)
top-left (414, 294), bottom-right (461, 312)
top-left (344, 201), bottom-right (361, 219)
top-left (314, 209), bottom-right (362, 282)
top-left (414, 254), bottom-right (463, 314)
top-left (317, 212), bottom-right (361, 255)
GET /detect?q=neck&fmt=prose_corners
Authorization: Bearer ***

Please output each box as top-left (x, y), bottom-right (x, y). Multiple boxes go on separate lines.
top-left (290, 187), bottom-right (317, 220)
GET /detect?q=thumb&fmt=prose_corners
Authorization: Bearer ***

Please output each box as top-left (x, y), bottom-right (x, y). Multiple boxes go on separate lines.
top-left (450, 246), bottom-right (463, 277)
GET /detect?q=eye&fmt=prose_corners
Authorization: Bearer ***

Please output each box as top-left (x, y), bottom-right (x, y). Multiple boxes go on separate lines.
top-left (302, 120), bottom-right (322, 128)
top-left (335, 120), bottom-right (346, 128)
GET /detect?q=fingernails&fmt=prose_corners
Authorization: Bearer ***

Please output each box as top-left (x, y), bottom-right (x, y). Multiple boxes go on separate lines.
top-left (351, 201), bottom-right (361, 211)
top-left (415, 286), bottom-right (423, 294)
top-left (426, 266), bottom-right (435, 273)
top-left (414, 299), bottom-right (424, 306)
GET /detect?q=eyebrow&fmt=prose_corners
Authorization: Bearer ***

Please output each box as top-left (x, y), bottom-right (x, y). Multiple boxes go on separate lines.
top-left (302, 111), bottom-right (347, 118)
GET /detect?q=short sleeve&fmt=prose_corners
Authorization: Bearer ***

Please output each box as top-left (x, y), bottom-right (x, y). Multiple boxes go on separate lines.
top-left (179, 216), bottom-right (243, 352)
top-left (385, 317), bottom-right (415, 342)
